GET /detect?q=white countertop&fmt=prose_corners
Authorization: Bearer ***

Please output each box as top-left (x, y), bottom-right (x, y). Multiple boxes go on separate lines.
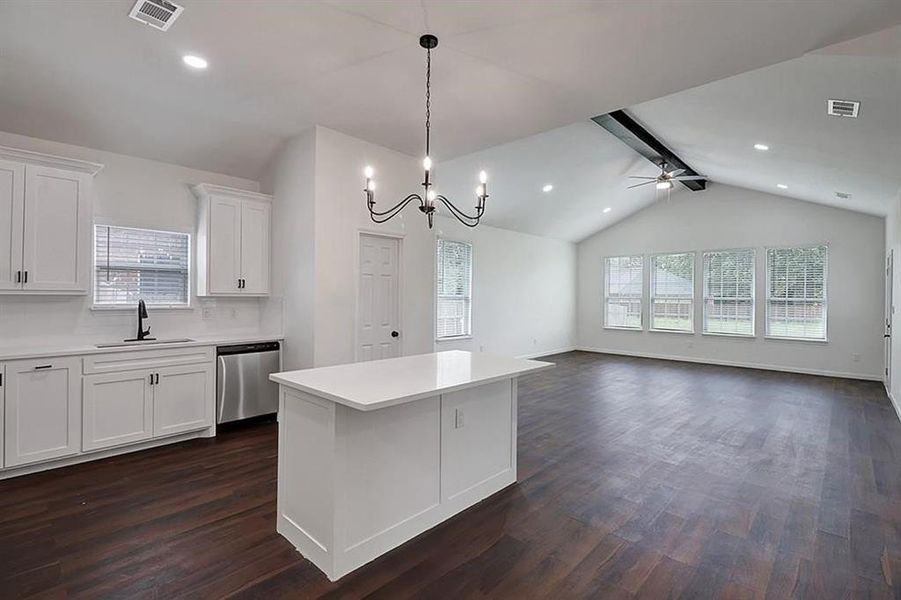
top-left (269, 350), bottom-right (554, 411)
top-left (0, 333), bottom-right (284, 362)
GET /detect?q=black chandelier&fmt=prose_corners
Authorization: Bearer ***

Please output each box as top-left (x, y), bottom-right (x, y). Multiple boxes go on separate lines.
top-left (364, 34), bottom-right (488, 229)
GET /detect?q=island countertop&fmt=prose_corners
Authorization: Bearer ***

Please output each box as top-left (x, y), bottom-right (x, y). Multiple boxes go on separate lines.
top-left (269, 350), bottom-right (554, 411)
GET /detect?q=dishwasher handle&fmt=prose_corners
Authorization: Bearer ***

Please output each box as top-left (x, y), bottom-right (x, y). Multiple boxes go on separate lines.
top-left (217, 341), bottom-right (281, 356)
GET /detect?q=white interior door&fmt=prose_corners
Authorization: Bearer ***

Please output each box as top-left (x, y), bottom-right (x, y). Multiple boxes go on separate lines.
top-left (357, 234), bottom-right (401, 362)
top-left (240, 200), bottom-right (270, 294)
top-left (0, 160), bottom-right (24, 291)
top-left (886, 250), bottom-right (893, 388)
top-left (22, 165), bottom-right (89, 291)
top-left (208, 195), bottom-right (242, 294)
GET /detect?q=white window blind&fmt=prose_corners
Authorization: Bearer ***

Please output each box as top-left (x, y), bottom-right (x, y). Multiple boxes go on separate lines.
top-left (94, 225), bottom-right (190, 307)
top-left (436, 239), bottom-right (472, 339)
top-left (766, 245), bottom-right (827, 340)
top-left (703, 249), bottom-right (755, 336)
top-left (651, 252), bottom-right (695, 332)
top-left (604, 256), bottom-right (643, 329)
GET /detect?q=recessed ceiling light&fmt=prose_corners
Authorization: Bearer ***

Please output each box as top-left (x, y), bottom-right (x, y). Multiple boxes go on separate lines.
top-left (753, 143), bottom-right (770, 151)
top-left (602, 207), bottom-right (612, 214)
top-left (776, 184), bottom-right (788, 189)
top-left (542, 184), bottom-right (554, 193)
top-left (183, 55), bottom-right (208, 69)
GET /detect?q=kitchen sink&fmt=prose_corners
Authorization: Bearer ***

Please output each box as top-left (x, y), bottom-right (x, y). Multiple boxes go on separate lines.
top-left (95, 338), bottom-right (195, 348)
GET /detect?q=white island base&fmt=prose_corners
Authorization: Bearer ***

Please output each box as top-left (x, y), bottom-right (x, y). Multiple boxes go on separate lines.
top-left (270, 351), bottom-right (553, 581)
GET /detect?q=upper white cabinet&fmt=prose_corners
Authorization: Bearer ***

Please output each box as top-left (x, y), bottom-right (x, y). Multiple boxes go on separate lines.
top-left (193, 183), bottom-right (271, 296)
top-left (4, 357), bottom-right (81, 467)
top-left (0, 146), bottom-right (102, 295)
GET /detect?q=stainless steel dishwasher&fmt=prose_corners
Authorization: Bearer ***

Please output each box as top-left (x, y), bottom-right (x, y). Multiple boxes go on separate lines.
top-left (216, 341), bottom-right (281, 424)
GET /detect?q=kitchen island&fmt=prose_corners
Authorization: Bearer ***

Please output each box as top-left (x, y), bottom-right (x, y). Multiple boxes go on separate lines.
top-left (269, 350), bottom-right (554, 581)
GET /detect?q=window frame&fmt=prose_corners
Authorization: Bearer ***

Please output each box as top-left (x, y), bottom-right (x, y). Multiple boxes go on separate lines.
top-left (92, 222), bottom-right (193, 311)
top-left (649, 251), bottom-right (696, 333)
top-left (435, 238), bottom-right (473, 341)
top-left (764, 243), bottom-right (828, 342)
top-left (701, 247), bottom-right (756, 338)
top-left (603, 254), bottom-right (644, 331)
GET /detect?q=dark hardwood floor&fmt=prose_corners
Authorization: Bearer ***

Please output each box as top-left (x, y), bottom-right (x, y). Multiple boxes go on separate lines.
top-left (1, 351), bottom-right (899, 599)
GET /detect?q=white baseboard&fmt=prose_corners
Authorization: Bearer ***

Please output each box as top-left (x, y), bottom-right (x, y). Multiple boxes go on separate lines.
top-left (576, 346), bottom-right (882, 382)
top-left (886, 388), bottom-right (901, 424)
top-left (515, 346), bottom-right (577, 360)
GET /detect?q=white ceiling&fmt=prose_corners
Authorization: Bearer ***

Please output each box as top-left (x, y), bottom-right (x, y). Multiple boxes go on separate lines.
top-left (438, 24), bottom-right (901, 242)
top-left (0, 1), bottom-right (899, 179)
top-left (436, 121), bottom-right (667, 242)
top-left (630, 25), bottom-right (901, 217)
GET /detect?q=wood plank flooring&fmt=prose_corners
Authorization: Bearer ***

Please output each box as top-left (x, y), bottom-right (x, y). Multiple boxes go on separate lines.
top-left (1, 351), bottom-right (899, 599)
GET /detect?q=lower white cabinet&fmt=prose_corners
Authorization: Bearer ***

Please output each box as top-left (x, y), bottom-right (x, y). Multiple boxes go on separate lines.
top-left (82, 362), bottom-right (213, 451)
top-left (0, 363), bottom-right (5, 468)
top-left (4, 357), bottom-right (81, 467)
top-left (83, 370), bottom-right (154, 451)
top-left (154, 363), bottom-right (214, 437)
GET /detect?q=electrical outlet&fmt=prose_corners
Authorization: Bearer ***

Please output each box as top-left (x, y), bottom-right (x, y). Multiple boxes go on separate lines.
top-left (852, 353), bottom-right (861, 363)
top-left (479, 345), bottom-right (485, 352)
top-left (454, 408), bottom-right (464, 429)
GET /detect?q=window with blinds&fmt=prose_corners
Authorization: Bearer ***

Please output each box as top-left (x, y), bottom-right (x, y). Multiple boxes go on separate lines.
top-left (436, 239), bottom-right (472, 339)
top-left (604, 256), bottom-right (643, 329)
top-left (94, 225), bottom-right (190, 307)
top-left (703, 249), bottom-right (755, 336)
top-left (766, 245), bottom-right (827, 340)
top-left (651, 252), bottom-right (695, 332)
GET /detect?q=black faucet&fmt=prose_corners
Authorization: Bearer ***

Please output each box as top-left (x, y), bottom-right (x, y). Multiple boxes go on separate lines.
top-left (127, 299), bottom-right (155, 342)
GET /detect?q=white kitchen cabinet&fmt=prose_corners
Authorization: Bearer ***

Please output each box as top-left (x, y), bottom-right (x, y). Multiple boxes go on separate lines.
top-left (0, 146), bottom-right (102, 295)
top-left (0, 160), bottom-right (25, 292)
top-left (193, 183), bottom-right (272, 296)
top-left (4, 357), bottom-right (81, 467)
top-left (0, 363), bottom-right (5, 468)
top-left (154, 363), bottom-right (214, 437)
top-left (83, 370), bottom-right (154, 451)
top-left (239, 200), bottom-right (271, 294)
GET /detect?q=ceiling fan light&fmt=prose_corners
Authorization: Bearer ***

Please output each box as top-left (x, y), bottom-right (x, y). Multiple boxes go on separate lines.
top-left (656, 181), bottom-right (673, 190)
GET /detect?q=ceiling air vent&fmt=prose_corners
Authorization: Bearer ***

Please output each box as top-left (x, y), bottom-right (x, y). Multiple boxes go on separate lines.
top-left (128, 0), bottom-right (184, 31)
top-left (835, 191), bottom-right (852, 200)
top-left (826, 99), bottom-right (860, 118)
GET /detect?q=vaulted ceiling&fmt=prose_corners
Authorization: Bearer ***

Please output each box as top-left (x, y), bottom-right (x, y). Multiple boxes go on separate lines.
top-left (440, 24), bottom-right (901, 242)
top-left (1, 0), bottom-right (899, 180)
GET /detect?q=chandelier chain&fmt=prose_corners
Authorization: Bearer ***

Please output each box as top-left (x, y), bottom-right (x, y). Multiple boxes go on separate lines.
top-left (425, 47), bottom-right (431, 157)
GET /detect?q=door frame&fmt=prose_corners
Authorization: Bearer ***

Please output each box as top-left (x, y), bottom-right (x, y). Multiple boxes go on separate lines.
top-left (886, 249), bottom-right (894, 390)
top-left (354, 229), bottom-right (405, 362)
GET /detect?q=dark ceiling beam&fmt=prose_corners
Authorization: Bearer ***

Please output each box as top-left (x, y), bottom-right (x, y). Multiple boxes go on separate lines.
top-left (591, 110), bottom-right (706, 191)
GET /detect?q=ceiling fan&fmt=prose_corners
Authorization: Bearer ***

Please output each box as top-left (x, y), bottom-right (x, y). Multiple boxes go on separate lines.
top-left (628, 162), bottom-right (707, 190)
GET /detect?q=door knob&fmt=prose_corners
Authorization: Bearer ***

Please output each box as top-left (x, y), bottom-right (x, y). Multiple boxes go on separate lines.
top-left (391, 331), bottom-right (399, 338)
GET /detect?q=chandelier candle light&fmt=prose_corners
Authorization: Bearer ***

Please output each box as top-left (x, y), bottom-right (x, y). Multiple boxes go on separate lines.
top-left (364, 34), bottom-right (489, 229)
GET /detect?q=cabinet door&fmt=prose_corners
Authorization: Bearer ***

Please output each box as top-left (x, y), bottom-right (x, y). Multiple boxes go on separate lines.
top-left (207, 196), bottom-right (242, 294)
top-left (22, 165), bottom-right (90, 292)
top-left (154, 363), bottom-right (213, 437)
top-left (4, 357), bottom-right (81, 467)
top-left (0, 160), bottom-right (24, 291)
top-left (0, 363), bottom-right (5, 469)
top-left (240, 200), bottom-right (270, 294)
top-left (83, 371), bottom-right (153, 451)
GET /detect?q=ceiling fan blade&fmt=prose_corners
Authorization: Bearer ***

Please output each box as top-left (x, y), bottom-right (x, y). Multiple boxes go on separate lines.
top-left (628, 176), bottom-right (657, 180)
top-left (670, 176), bottom-right (707, 181)
top-left (627, 181), bottom-right (656, 189)
top-left (667, 168), bottom-right (686, 177)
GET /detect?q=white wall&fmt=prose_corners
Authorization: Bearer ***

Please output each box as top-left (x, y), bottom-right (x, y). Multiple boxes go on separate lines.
top-left (0, 130), bottom-right (273, 347)
top-left (434, 217), bottom-right (576, 358)
top-left (264, 126), bottom-right (577, 369)
top-left (578, 184), bottom-right (885, 380)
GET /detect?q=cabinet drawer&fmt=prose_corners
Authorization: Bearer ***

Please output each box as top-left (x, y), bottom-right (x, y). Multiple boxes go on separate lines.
top-left (83, 346), bottom-right (214, 375)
